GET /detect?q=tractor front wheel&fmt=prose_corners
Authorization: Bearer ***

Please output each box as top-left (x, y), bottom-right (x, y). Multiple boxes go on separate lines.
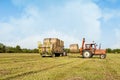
top-left (83, 50), bottom-right (92, 58)
top-left (100, 54), bottom-right (106, 59)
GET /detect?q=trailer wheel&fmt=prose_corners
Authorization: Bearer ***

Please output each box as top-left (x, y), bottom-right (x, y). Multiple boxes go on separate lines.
top-left (83, 50), bottom-right (92, 58)
top-left (100, 54), bottom-right (106, 59)
top-left (56, 54), bottom-right (60, 57)
top-left (41, 54), bottom-right (45, 57)
top-left (41, 56), bottom-right (45, 57)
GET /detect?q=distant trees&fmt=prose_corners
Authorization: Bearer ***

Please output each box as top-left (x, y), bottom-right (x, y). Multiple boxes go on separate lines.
top-left (6, 46), bottom-right (15, 53)
top-left (0, 42), bottom-right (120, 54)
top-left (0, 43), bottom-right (6, 53)
top-left (22, 48), bottom-right (38, 53)
top-left (15, 45), bottom-right (22, 53)
top-left (64, 48), bottom-right (70, 53)
top-left (0, 43), bottom-right (38, 53)
top-left (106, 48), bottom-right (112, 53)
top-left (106, 48), bottom-right (120, 53)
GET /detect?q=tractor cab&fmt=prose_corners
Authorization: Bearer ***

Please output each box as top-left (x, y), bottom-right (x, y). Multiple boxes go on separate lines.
top-left (84, 43), bottom-right (97, 54)
top-left (85, 43), bottom-right (96, 50)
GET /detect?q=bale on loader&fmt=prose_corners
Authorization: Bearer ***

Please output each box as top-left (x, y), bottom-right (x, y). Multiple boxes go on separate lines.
top-left (70, 44), bottom-right (80, 53)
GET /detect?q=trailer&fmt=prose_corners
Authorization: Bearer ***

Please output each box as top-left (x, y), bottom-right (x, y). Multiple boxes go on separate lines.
top-left (38, 38), bottom-right (67, 57)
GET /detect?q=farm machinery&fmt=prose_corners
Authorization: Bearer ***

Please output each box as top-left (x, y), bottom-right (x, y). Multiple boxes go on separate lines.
top-left (38, 38), bottom-right (67, 57)
top-left (80, 38), bottom-right (106, 59)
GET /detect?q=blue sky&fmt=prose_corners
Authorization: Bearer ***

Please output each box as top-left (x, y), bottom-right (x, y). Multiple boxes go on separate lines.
top-left (0, 0), bottom-right (120, 49)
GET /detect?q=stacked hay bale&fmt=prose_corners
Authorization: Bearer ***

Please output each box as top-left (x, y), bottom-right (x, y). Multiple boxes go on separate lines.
top-left (43, 38), bottom-right (64, 53)
top-left (38, 38), bottom-right (65, 57)
top-left (70, 44), bottom-right (79, 53)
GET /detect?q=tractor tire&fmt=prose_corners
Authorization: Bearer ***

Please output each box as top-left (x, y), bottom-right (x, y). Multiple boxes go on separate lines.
top-left (41, 56), bottom-right (45, 57)
top-left (56, 54), bottom-right (60, 57)
top-left (100, 54), bottom-right (106, 59)
top-left (82, 50), bottom-right (92, 58)
top-left (90, 54), bottom-right (93, 58)
top-left (41, 54), bottom-right (45, 57)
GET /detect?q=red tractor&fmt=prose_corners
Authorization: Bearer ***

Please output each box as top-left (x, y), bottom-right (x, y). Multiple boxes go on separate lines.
top-left (80, 38), bottom-right (106, 59)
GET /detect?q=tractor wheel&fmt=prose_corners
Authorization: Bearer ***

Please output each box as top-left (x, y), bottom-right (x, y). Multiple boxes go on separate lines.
top-left (90, 54), bottom-right (93, 58)
top-left (42, 55), bottom-right (45, 57)
top-left (100, 54), bottom-right (106, 59)
top-left (41, 54), bottom-right (45, 57)
top-left (83, 50), bottom-right (92, 58)
top-left (56, 54), bottom-right (60, 57)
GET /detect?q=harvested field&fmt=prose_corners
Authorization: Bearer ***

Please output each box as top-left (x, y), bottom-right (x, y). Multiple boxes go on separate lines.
top-left (0, 53), bottom-right (120, 80)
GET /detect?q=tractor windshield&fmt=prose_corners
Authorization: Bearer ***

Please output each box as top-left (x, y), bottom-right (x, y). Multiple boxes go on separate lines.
top-left (85, 44), bottom-right (90, 49)
top-left (85, 44), bottom-right (95, 49)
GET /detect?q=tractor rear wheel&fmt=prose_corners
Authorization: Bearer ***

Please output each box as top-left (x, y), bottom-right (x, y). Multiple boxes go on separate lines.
top-left (100, 54), bottom-right (106, 59)
top-left (83, 50), bottom-right (92, 58)
top-left (90, 54), bottom-right (93, 58)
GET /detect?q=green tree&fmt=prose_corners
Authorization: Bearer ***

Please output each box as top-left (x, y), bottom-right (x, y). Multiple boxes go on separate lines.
top-left (6, 46), bottom-right (15, 53)
top-left (15, 45), bottom-right (22, 53)
top-left (64, 48), bottom-right (70, 53)
top-left (0, 43), bottom-right (6, 53)
top-left (33, 49), bottom-right (39, 53)
top-left (106, 48), bottom-right (112, 53)
top-left (113, 49), bottom-right (120, 54)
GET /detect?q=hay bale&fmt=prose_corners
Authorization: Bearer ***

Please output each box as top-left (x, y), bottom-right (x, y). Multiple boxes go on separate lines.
top-left (60, 40), bottom-right (64, 47)
top-left (50, 38), bottom-right (60, 46)
top-left (70, 44), bottom-right (79, 53)
top-left (39, 38), bottom-right (64, 55)
top-left (43, 38), bottom-right (51, 45)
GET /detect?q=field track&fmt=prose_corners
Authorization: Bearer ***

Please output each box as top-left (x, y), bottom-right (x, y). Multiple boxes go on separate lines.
top-left (0, 53), bottom-right (120, 80)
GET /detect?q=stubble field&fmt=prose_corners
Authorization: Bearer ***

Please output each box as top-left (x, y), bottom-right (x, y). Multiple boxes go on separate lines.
top-left (0, 53), bottom-right (120, 80)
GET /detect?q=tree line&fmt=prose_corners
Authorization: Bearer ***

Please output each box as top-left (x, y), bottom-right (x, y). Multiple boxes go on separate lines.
top-left (0, 43), bottom-right (38, 53)
top-left (106, 48), bottom-right (120, 53)
top-left (0, 43), bottom-right (120, 53)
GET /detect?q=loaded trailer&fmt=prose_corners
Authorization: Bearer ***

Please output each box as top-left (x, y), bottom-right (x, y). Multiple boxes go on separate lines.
top-left (38, 38), bottom-right (67, 57)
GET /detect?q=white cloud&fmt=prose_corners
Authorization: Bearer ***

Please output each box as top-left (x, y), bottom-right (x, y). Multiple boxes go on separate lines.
top-left (101, 8), bottom-right (120, 48)
top-left (0, 0), bottom-right (102, 49)
top-left (0, 22), bottom-right (15, 41)
top-left (5, 30), bottom-right (81, 49)
top-left (102, 8), bottom-right (120, 22)
top-left (112, 28), bottom-right (120, 48)
top-left (102, 13), bottom-right (113, 22)
top-left (42, 30), bottom-right (81, 47)
top-left (44, 0), bottom-right (102, 41)
top-left (0, 23), bottom-right (13, 35)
